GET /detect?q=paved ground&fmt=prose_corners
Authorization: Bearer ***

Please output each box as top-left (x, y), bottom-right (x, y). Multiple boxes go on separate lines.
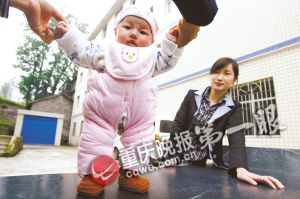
top-left (0, 145), bottom-right (78, 176)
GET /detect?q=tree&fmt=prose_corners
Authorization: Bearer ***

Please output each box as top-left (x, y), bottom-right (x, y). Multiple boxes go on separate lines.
top-left (14, 14), bottom-right (88, 104)
top-left (0, 83), bottom-right (10, 99)
top-left (0, 80), bottom-right (15, 99)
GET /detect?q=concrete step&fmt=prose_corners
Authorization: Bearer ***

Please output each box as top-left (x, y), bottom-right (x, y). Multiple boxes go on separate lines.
top-left (0, 141), bottom-right (10, 146)
top-left (0, 148), bottom-right (6, 154)
top-left (0, 142), bottom-right (8, 146)
top-left (0, 135), bottom-right (12, 156)
top-left (0, 135), bottom-right (12, 145)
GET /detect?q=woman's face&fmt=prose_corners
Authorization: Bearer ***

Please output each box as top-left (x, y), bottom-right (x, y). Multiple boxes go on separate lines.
top-left (210, 64), bottom-right (236, 93)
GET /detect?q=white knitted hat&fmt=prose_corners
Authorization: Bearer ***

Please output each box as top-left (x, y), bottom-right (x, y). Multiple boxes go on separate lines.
top-left (114, 6), bottom-right (159, 37)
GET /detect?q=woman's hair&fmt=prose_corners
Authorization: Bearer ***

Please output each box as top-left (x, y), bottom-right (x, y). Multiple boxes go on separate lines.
top-left (210, 57), bottom-right (239, 80)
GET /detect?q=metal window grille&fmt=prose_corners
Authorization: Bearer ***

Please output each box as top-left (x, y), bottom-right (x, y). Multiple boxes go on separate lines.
top-left (77, 95), bottom-right (80, 108)
top-left (80, 121), bottom-right (84, 135)
top-left (102, 26), bottom-right (107, 39)
top-left (230, 77), bottom-right (280, 136)
top-left (72, 122), bottom-right (76, 136)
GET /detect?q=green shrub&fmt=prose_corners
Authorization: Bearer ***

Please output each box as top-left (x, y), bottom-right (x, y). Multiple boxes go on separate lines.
top-left (0, 120), bottom-right (13, 127)
top-left (0, 96), bottom-right (26, 108)
top-left (0, 104), bottom-right (8, 109)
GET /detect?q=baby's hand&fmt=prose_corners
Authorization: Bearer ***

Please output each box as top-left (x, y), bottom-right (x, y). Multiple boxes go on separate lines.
top-left (166, 25), bottom-right (179, 44)
top-left (177, 18), bottom-right (200, 48)
top-left (54, 21), bottom-right (70, 39)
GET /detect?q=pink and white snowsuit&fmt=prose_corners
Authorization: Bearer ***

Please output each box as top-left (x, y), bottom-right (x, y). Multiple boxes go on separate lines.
top-left (57, 28), bottom-right (183, 175)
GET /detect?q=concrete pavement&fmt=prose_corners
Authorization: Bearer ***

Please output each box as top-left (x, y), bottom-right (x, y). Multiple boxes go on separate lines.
top-left (0, 145), bottom-right (77, 176)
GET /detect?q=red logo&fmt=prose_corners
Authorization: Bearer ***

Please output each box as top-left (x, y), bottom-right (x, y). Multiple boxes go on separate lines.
top-left (90, 156), bottom-right (120, 185)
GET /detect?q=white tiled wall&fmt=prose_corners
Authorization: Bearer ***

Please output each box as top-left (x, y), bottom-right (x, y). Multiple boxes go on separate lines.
top-left (155, 0), bottom-right (300, 85)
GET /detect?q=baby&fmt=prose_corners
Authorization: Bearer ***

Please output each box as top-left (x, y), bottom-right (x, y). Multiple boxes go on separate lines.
top-left (55, 6), bottom-right (198, 197)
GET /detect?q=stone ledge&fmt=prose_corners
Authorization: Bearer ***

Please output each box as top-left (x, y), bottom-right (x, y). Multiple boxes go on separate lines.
top-left (0, 136), bottom-right (23, 157)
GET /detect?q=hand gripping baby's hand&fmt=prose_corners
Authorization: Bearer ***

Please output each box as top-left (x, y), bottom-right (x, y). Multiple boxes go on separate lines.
top-left (166, 25), bottom-right (179, 44)
top-left (177, 18), bottom-right (200, 48)
top-left (54, 21), bottom-right (70, 39)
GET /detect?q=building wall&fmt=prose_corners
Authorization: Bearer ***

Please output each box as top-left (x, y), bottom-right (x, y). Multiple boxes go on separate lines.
top-left (233, 46), bottom-right (300, 148)
top-left (154, 0), bottom-right (300, 85)
top-left (30, 95), bottom-right (73, 142)
top-left (68, 66), bottom-right (91, 145)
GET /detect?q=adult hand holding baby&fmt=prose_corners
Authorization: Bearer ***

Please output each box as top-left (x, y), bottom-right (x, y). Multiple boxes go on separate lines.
top-left (177, 18), bottom-right (200, 48)
top-left (10, 0), bottom-right (65, 44)
top-left (54, 21), bottom-right (70, 39)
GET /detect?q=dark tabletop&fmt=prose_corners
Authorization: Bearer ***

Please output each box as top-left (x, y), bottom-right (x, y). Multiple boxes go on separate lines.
top-left (1, 147), bottom-right (299, 199)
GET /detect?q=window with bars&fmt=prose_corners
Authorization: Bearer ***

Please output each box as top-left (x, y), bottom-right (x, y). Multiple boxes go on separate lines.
top-left (77, 95), bottom-right (80, 108)
top-left (72, 122), bottom-right (76, 136)
top-left (230, 77), bottom-right (280, 136)
top-left (102, 26), bottom-right (107, 39)
top-left (80, 72), bottom-right (83, 83)
top-left (80, 121), bottom-right (84, 135)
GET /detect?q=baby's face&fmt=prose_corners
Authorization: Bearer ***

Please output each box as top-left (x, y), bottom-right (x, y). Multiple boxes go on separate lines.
top-left (115, 16), bottom-right (153, 47)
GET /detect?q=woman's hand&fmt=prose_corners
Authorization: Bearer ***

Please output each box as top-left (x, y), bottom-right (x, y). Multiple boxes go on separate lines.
top-left (236, 167), bottom-right (285, 189)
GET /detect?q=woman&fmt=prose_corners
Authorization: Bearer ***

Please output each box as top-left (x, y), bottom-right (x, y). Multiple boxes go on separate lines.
top-left (168, 57), bottom-right (285, 189)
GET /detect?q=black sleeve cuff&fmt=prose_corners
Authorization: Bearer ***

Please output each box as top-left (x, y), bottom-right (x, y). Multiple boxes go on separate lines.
top-left (0, 0), bottom-right (10, 18)
top-left (228, 167), bottom-right (237, 177)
